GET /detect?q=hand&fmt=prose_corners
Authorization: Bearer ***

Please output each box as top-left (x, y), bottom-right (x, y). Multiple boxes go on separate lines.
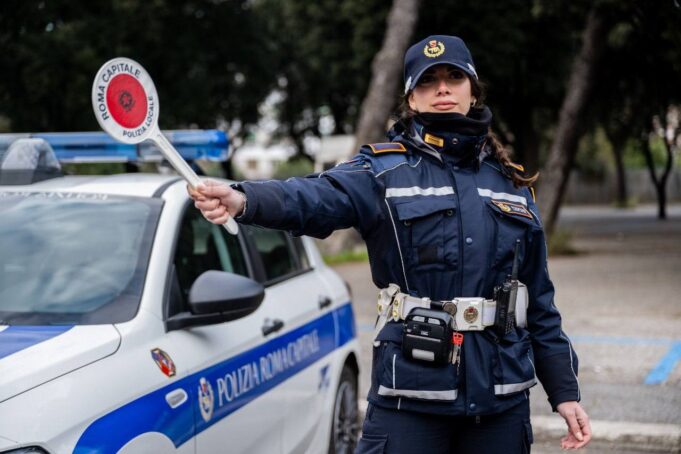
top-left (187, 180), bottom-right (246, 225)
top-left (556, 401), bottom-right (591, 450)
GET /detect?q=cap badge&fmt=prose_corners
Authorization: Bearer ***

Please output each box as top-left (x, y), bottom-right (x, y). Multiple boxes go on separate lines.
top-left (424, 40), bottom-right (445, 58)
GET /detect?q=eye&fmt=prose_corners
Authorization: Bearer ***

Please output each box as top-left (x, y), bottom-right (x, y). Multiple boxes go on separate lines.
top-left (417, 72), bottom-right (436, 86)
top-left (448, 70), bottom-right (465, 80)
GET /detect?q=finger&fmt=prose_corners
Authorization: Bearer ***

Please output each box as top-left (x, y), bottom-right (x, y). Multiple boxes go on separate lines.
top-left (203, 206), bottom-right (227, 221)
top-left (210, 212), bottom-right (231, 225)
top-left (199, 181), bottom-right (230, 198)
top-left (564, 410), bottom-right (584, 442)
top-left (195, 198), bottom-right (221, 211)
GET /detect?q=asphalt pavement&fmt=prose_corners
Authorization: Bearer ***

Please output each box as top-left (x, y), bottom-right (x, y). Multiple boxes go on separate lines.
top-left (330, 204), bottom-right (681, 453)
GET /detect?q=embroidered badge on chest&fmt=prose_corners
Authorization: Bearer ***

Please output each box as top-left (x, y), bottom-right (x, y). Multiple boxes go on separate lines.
top-left (491, 200), bottom-right (532, 219)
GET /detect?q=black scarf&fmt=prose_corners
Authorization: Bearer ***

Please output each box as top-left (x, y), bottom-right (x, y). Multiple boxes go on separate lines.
top-left (410, 106), bottom-right (493, 166)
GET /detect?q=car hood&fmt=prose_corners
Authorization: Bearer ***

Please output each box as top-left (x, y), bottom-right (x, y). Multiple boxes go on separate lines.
top-left (0, 325), bottom-right (121, 403)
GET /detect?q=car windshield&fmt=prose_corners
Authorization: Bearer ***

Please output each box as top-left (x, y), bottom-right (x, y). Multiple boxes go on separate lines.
top-left (0, 191), bottom-right (162, 325)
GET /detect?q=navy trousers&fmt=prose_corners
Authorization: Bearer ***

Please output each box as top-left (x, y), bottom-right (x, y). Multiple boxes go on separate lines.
top-left (355, 399), bottom-right (533, 454)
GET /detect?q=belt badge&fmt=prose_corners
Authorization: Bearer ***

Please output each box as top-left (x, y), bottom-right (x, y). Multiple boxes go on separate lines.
top-left (463, 306), bottom-right (479, 324)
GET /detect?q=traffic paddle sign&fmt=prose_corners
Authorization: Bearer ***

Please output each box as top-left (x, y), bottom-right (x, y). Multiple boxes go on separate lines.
top-left (91, 57), bottom-right (238, 234)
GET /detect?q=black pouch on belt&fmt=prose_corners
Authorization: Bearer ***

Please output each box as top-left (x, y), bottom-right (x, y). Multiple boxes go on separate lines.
top-left (402, 308), bottom-right (455, 366)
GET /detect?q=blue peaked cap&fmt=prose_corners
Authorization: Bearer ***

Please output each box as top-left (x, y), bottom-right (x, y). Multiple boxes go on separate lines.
top-left (404, 35), bottom-right (478, 94)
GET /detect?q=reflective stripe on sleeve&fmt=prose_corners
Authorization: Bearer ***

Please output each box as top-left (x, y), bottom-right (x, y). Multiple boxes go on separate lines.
top-left (385, 186), bottom-right (454, 198)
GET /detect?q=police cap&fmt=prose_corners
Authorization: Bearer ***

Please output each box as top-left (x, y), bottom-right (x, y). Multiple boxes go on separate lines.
top-left (403, 35), bottom-right (478, 94)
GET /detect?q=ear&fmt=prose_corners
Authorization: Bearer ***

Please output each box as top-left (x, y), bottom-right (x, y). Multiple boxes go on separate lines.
top-left (408, 92), bottom-right (417, 111)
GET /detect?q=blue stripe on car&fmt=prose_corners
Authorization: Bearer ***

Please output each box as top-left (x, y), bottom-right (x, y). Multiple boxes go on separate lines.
top-left (74, 302), bottom-right (356, 453)
top-left (0, 325), bottom-right (74, 360)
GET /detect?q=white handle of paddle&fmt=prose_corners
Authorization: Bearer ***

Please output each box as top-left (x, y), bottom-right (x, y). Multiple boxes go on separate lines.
top-left (151, 128), bottom-right (239, 235)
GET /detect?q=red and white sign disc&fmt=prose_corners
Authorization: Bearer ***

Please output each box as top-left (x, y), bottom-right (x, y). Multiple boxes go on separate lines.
top-left (91, 57), bottom-right (158, 144)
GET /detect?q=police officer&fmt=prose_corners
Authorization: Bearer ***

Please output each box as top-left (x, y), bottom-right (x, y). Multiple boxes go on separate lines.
top-left (189, 35), bottom-right (592, 453)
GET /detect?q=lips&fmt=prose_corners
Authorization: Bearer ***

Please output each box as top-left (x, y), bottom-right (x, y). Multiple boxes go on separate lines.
top-left (432, 101), bottom-right (458, 110)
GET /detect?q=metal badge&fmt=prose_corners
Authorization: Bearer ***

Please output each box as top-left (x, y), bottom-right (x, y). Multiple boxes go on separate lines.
top-left (463, 306), bottom-right (479, 324)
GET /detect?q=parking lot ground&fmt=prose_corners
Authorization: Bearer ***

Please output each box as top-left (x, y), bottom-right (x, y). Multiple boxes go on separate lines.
top-left (330, 204), bottom-right (681, 453)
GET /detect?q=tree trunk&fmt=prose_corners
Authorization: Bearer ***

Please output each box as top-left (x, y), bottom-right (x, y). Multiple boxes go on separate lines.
top-left (324, 0), bottom-right (420, 256)
top-left (537, 7), bottom-right (610, 236)
top-left (605, 128), bottom-right (629, 207)
top-left (642, 131), bottom-right (674, 220)
top-left (351, 0), bottom-right (420, 154)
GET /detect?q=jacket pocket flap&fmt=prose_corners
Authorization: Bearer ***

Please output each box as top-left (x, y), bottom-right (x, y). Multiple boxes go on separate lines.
top-left (393, 197), bottom-right (457, 221)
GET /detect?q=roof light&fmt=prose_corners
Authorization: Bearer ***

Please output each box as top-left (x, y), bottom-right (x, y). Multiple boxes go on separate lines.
top-left (0, 130), bottom-right (230, 164)
top-left (0, 138), bottom-right (63, 185)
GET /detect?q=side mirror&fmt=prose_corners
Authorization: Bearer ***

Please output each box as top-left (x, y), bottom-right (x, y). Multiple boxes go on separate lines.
top-left (166, 271), bottom-right (264, 331)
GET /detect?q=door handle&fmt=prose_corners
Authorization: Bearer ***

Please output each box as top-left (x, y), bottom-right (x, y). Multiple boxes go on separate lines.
top-left (262, 318), bottom-right (285, 336)
top-left (318, 296), bottom-right (333, 309)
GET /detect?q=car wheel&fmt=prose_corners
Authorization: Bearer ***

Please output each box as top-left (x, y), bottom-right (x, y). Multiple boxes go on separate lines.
top-left (328, 364), bottom-right (359, 454)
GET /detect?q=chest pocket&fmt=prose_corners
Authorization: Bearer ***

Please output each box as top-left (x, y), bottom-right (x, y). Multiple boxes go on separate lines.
top-left (393, 197), bottom-right (457, 268)
top-left (486, 200), bottom-right (537, 273)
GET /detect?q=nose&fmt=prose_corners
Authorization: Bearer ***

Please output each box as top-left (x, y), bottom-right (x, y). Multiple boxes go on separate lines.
top-left (436, 77), bottom-right (451, 95)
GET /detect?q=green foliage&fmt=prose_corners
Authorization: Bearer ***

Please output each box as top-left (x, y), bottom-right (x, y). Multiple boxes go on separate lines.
top-left (272, 157), bottom-right (314, 180)
top-left (323, 248), bottom-right (369, 265)
top-left (0, 0), bottom-right (275, 132)
top-left (547, 228), bottom-right (579, 256)
top-left (61, 163), bottom-right (126, 175)
top-left (622, 136), bottom-right (673, 169)
top-left (575, 127), bottom-right (613, 181)
top-left (254, 0), bottom-right (390, 141)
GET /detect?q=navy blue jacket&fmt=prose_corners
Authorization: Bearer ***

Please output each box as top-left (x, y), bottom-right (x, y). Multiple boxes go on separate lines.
top-left (236, 125), bottom-right (580, 417)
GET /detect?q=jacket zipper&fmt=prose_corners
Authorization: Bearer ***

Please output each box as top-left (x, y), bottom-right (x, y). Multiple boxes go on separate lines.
top-left (450, 168), bottom-right (464, 296)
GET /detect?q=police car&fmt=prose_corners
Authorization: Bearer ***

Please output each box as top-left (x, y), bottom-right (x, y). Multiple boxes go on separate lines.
top-left (0, 133), bottom-right (360, 454)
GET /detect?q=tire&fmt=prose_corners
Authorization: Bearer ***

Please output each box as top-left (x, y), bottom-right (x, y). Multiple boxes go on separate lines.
top-left (328, 364), bottom-right (360, 454)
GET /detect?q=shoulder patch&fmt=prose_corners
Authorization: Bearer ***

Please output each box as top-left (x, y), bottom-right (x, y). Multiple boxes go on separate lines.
top-left (507, 162), bottom-right (525, 172)
top-left (492, 200), bottom-right (532, 219)
top-left (367, 142), bottom-right (407, 154)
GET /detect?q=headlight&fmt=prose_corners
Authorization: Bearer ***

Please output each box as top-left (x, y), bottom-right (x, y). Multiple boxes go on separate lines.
top-left (1, 447), bottom-right (49, 454)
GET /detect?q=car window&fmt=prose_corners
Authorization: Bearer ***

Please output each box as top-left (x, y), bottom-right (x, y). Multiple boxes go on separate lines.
top-left (244, 228), bottom-right (313, 284)
top-left (245, 227), bottom-right (301, 282)
top-left (0, 191), bottom-right (161, 325)
top-left (174, 207), bottom-right (248, 304)
top-left (292, 237), bottom-right (311, 270)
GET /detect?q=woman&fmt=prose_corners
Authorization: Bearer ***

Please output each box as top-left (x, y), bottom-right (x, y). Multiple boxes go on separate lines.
top-left (189, 35), bottom-right (591, 453)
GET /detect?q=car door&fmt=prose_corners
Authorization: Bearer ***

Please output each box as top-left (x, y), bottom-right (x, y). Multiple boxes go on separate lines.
top-left (165, 207), bottom-right (283, 454)
top-left (242, 226), bottom-right (336, 453)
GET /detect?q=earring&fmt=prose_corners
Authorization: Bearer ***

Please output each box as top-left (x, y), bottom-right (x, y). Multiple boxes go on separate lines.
top-left (471, 98), bottom-right (477, 106)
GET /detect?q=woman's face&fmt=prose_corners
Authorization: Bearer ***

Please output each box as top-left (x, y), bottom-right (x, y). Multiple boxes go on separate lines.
top-left (408, 64), bottom-right (474, 115)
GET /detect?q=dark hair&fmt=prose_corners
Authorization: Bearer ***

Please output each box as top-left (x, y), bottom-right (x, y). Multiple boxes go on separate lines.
top-left (396, 77), bottom-right (538, 188)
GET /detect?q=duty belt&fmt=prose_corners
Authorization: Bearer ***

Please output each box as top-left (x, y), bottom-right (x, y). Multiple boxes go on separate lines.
top-left (373, 283), bottom-right (527, 343)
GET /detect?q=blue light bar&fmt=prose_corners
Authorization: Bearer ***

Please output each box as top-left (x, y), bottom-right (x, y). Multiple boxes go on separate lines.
top-left (0, 130), bottom-right (230, 163)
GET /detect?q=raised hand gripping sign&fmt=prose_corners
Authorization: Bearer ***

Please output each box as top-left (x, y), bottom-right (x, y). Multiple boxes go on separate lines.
top-left (91, 57), bottom-right (238, 235)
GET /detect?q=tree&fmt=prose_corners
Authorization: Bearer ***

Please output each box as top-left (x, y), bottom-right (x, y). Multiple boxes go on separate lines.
top-left (0, 0), bottom-right (274, 132)
top-left (643, 108), bottom-right (679, 219)
top-left (352, 0), bottom-right (421, 152)
top-left (537, 6), bottom-right (611, 235)
top-left (254, 0), bottom-right (391, 157)
top-left (589, 0), bottom-right (681, 217)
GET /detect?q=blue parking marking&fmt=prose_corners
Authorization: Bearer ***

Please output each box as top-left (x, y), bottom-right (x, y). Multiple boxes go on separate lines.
top-left (644, 341), bottom-right (681, 385)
